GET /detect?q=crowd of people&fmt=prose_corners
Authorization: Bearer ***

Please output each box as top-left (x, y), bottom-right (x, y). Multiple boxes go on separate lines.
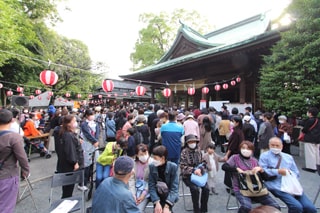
top-left (1, 103), bottom-right (320, 213)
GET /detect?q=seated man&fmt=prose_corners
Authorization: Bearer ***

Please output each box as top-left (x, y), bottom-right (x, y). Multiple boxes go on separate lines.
top-left (259, 137), bottom-right (317, 213)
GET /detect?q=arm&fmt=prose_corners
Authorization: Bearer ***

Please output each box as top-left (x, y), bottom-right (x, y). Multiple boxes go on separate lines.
top-left (180, 148), bottom-right (194, 176)
top-left (13, 136), bottom-right (30, 177)
top-left (166, 163), bottom-right (179, 207)
top-left (258, 154), bottom-right (281, 177)
top-left (81, 122), bottom-right (98, 144)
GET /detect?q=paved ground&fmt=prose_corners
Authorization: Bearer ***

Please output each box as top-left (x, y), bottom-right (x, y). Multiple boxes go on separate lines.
top-left (15, 144), bottom-right (320, 213)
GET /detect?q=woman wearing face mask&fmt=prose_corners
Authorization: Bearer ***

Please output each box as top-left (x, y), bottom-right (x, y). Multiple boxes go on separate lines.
top-left (55, 115), bottom-right (84, 198)
top-left (222, 141), bottom-right (280, 213)
top-left (128, 144), bottom-right (153, 212)
top-left (180, 134), bottom-right (209, 213)
top-left (149, 145), bottom-right (179, 213)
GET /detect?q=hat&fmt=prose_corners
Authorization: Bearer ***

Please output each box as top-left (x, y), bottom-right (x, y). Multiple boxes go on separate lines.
top-left (278, 115), bottom-right (287, 121)
top-left (114, 156), bottom-right (134, 175)
top-left (243, 115), bottom-right (251, 122)
top-left (95, 106), bottom-right (102, 112)
top-left (157, 109), bottom-right (165, 117)
top-left (185, 134), bottom-right (199, 143)
top-left (186, 114), bottom-right (194, 120)
top-left (176, 113), bottom-right (185, 121)
top-left (137, 115), bottom-right (146, 123)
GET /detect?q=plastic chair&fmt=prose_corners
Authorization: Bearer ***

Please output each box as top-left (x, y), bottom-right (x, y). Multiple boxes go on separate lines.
top-left (49, 170), bottom-right (85, 213)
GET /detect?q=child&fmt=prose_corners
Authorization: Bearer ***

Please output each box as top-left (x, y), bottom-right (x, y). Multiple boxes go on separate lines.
top-left (203, 142), bottom-right (223, 195)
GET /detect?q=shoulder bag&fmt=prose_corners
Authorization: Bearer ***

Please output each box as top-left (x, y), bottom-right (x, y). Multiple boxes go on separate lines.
top-left (191, 163), bottom-right (208, 187)
top-left (238, 171), bottom-right (269, 197)
top-left (298, 118), bottom-right (318, 141)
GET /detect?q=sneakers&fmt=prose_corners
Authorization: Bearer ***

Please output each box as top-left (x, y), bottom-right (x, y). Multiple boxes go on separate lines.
top-left (77, 185), bottom-right (88, 191)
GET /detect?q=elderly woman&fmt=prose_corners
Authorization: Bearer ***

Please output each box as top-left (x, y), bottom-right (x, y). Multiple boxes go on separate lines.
top-left (149, 145), bottom-right (179, 213)
top-left (180, 134), bottom-right (209, 213)
top-left (222, 141), bottom-right (280, 213)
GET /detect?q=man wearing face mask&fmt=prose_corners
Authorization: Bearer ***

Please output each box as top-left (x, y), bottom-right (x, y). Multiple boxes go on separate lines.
top-left (92, 156), bottom-right (140, 213)
top-left (259, 137), bottom-right (316, 213)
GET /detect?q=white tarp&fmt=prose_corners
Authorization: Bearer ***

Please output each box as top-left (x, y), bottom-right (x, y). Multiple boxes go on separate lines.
top-left (28, 91), bottom-right (74, 107)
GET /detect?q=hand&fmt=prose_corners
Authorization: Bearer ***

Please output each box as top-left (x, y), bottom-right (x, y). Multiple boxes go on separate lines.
top-left (278, 168), bottom-right (287, 176)
top-left (194, 168), bottom-right (202, 176)
top-left (237, 168), bottom-right (244, 173)
top-left (252, 166), bottom-right (263, 174)
top-left (93, 142), bottom-right (99, 148)
top-left (163, 206), bottom-right (171, 213)
top-left (154, 202), bottom-right (162, 213)
top-left (74, 162), bottom-right (79, 171)
top-left (136, 194), bottom-right (146, 205)
top-left (222, 155), bottom-right (228, 162)
top-left (79, 139), bottom-right (84, 144)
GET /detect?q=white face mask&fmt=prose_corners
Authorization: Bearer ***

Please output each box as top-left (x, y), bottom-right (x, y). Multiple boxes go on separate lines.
top-left (279, 120), bottom-right (285, 124)
top-left (241, 149), bottom-right (252, 157)
top-left (188, 143), bottom-right (197, 149)
top-left (138, 154), bottom-right (149, 163)
top-left (270, 148), bottom-right (281, 155)
top-left (153, 159), bottom-right (162, 167)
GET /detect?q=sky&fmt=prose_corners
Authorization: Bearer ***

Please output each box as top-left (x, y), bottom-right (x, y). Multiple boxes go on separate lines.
top-left (54, 0), bottom-right (291, 79)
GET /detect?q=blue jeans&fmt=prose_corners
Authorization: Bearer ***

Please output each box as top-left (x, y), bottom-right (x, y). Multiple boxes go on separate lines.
top-left (95, 163), bottom-right (110, 189)
top-left (270, 189), bottom-right (317, 213)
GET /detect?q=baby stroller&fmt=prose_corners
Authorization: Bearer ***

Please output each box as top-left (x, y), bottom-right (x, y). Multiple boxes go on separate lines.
top-left (24, 136), bottom-right (51, 161)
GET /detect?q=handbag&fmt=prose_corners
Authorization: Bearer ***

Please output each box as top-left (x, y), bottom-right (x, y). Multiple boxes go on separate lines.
top-left (283, 132), bottom-right (291, 144)
top-left (299, 118), bottom-right (318, 141)
top-left (190, 163), bottom-right (208, 187)
top-left (156, 181), bottom-right (169, 199)
top-left (238, 171), bottom-right (269, 197)
top-left (280, 170), bottom-right (303, 195)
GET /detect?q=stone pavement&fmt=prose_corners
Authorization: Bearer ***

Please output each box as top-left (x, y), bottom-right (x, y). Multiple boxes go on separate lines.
top-left (15, 145), bottom-right (320, 213)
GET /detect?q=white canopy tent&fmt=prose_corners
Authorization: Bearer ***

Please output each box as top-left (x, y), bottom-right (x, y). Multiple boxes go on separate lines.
top-left (28, 91), bottom-right (74, 108)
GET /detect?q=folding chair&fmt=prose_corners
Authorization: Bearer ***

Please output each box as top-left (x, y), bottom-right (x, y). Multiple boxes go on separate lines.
top-left (17, 176), bottom-right (38, 211)
top-left (49, 170), bottom-right (85, 213)
top-left (179, 175), bottom-right (193, 211)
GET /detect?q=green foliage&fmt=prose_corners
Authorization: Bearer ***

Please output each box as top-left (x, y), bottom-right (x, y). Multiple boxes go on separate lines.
top-left (259, 0), bottom-right (320, 116)
top-left (131, 9), bottom-right (213, 71)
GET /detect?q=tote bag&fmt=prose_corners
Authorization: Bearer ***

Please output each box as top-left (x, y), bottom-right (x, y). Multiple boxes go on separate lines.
top-left (280, 170), bottom-right (303, 196)
top-left (238, 171), bottom-right (269, 197)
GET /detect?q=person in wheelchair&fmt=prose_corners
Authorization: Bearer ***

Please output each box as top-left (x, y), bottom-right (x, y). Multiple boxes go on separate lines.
top-left (180, 134), bottom-right (210, 213)
top-left (222, 141), bottom-right (281, 213)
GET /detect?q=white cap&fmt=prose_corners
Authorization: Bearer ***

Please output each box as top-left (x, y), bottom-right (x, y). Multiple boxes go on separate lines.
top-left (243, 115), bottom-right (251, 122)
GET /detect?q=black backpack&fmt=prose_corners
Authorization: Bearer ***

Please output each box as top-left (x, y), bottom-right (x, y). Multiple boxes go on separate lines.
top-left (133, 126), bottom-right (144, 144)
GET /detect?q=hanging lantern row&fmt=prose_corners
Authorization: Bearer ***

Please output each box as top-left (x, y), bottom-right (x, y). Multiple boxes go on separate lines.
top-left (19, 93), bottom-right (25, 97)
top-left (39, 70), bottom-right (58, 86)
top-left (35, 89), bottom-right (41, 95)
top-left (187, 87), bottom-right (195, 96)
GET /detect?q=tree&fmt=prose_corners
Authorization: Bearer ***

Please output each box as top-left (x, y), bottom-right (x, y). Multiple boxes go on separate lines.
top-left (258, 0), bottom-right (320, 116)
top-left (130, 9), bottom-right (213, 71)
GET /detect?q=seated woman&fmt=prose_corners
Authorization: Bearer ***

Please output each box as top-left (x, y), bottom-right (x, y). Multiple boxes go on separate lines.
top-left (222, 141), bottom-right (281, 213)
top-left (129, 144), bottom-right (152, 213)
top-left (180, 134), bottom-right (210, 213)
top-left (95, 137), bottom-right (127, 189)
top-left (149, 145), bottom-right (179, 213)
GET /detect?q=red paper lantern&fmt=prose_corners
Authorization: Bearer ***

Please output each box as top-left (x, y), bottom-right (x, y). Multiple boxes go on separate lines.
top-left (162, 88), bottom-right (171, 98)
top-left (202, 87), bottom-right (209, 94)
top-left (130, 91), bottom-right (134, 96)
top-left (223, 83), bottom-right (229, 90)
top-left (38, 96), bottom-right (42, 100)
top-left (0, 83), bottom-right (3, 88)
top-left (19, 93), bottom-right (25, 96)
top-left (98, 94), bottom-right (102, 99)
top-left (214, 85), bottom-right (221, 91)
top-left (236, 77), bottom-right (241, 83)
top-left (65, 92), bottom-right (70, 98)
top-left (135, 86), bottom-right (146, 96)
top-left (6, 90), bottom-right (13, 97)
top-left (88, 94), bottom-right (93, 98)
top-left (35, 89), bottom-right (41, 95)
top-left (17, 86), bottom-right (23, 93)
top-left (187, 87), bottom-right (195, 96)
top-left (48, 91), bottom-right (54, 96)
top-left (230, 80), bottom-right (236, 86)
top-left (102, 79), bottom-right (114, 92)
top-left (77, 94), bottom-right (82, 99)
top-left (29, 95), bottom-right (34, 99)
top-left (39, 70), bottom-right (58, 86)
top-left (114, 93), bottom-right (118, 97)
